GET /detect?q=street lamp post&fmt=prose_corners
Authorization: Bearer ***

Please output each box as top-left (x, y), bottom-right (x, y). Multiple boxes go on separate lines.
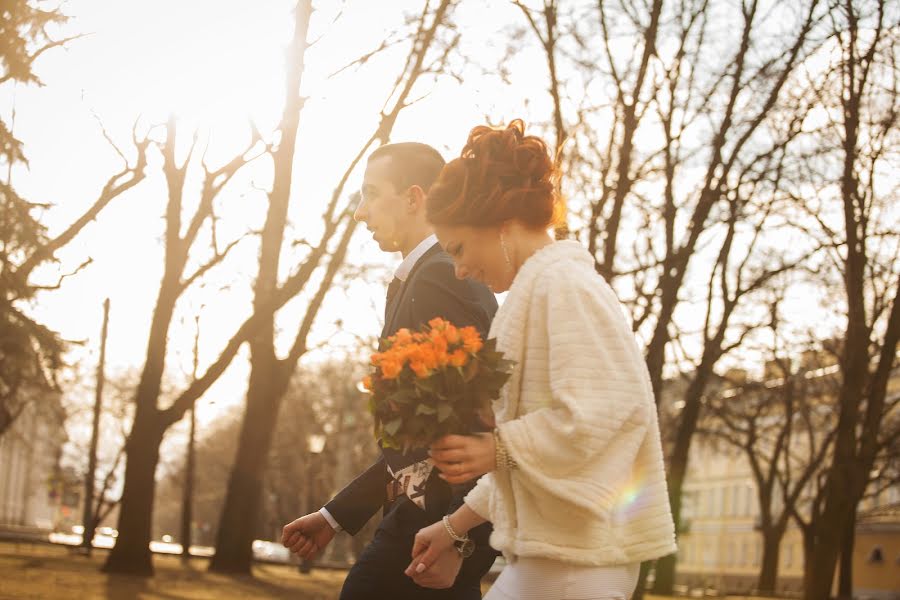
top-left (299, 433), bottom-right (326, 574)
top-left (181, 313), bottom-right (201, 563)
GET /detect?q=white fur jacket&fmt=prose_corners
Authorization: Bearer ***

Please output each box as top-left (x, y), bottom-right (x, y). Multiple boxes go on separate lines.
top-left (464, 241), bottom-right (677, 566)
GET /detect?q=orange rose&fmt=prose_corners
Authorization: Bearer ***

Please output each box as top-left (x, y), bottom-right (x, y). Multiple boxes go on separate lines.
top-left (430, 332), bottom-right (448, 354)
top-left (460, 326), bottom-right (483, 353)
top-left (444, 325), bottom-right (460, 345)
top-left (428, 317), bottom-right (448, 331)
top-left (410, 360), bottom-right (431, 378)
top-left (394, 328), bottom-right (413, 346)
top-left (361, 375), bottom-right (373, 391)
top-left (435, 346), bottom-right (450, 367)
top-left (449, 349), bottom-right (469, 367)
top-left (381, 358), bottom-right (402, 379)
top-left (424, 346), bottom-right (440, 370)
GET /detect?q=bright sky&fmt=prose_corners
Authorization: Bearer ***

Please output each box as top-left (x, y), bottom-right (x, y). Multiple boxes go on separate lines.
top-left (7, 0), bottom-right (554, 438)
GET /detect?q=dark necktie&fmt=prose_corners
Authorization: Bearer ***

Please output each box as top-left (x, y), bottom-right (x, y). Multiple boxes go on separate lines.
top-left (382, 277), bottom-right (403, 346)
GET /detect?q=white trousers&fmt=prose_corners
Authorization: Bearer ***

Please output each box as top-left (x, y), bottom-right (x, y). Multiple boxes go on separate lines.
top-left (484, 557), bottom-right (640, 600)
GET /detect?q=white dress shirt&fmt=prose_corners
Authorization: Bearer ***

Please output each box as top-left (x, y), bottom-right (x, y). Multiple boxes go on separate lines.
top-left (394, 233), bottom-right (438, 281)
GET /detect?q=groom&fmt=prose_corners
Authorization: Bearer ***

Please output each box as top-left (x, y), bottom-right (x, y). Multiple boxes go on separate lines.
top-left (282, 142), bottom-right (498, 599)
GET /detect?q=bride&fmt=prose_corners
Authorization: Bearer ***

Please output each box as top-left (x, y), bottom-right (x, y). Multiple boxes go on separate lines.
top-left (404, 120), bottom-right (676, 599)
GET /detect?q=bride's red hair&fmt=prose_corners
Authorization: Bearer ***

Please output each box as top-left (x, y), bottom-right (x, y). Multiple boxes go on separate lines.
top-left (426, 119), bottom-right (561, 229)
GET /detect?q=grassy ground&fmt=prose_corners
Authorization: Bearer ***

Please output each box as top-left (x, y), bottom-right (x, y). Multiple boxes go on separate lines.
top-left (0, 541), bottom-right (781, 600)
top-left (0, 541), bottom-right (347, 600)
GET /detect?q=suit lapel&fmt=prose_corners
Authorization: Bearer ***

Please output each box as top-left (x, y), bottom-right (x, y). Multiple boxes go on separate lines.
top-left (382, 242), bottom-right (442, 337)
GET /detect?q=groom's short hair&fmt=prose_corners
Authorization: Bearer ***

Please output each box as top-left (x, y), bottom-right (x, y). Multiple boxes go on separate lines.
top-left (368, 142), bottom-right (446, 194)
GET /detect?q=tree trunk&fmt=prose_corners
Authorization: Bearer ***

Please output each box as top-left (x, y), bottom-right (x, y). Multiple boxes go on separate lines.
top-left (208, 366), bottom-right (290, 573)
top-left (806, 7), bottom-right (870, 593)
top-left (799, 521), bottom-right (816, 596)
top-left (805, 411), bottom-right (861, 598)
top-left (757, 528), bottom-right (783, 595)
top-left (630, 560), bottom-right (653, 600)
top-left (102, 419), bottom-right (164, 576)
top-left (837, 509), bottom-right (855, 599)
top-left (651, 553), bottom-right (676, 595)
top-left (652, 364), bottom-right (715, 594)
top-left (103, 272), bottom-right (181, 574)
top-left (208, 0), bottom-right (312, 574)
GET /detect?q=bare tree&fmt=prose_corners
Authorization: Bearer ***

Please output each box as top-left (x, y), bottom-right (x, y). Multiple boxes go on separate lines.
top-left (699, 310), bottom-right (839, 593)
top-left (100, 108), bottom-right (267, 574)
top-left (653, 179), bottom-right (817, 592)
top-left (583, 0), bottom-right (664, 272)
top-left (207, 0), bottom-right (464, 574)
top-left (782, 1), bottom-right (900, 596)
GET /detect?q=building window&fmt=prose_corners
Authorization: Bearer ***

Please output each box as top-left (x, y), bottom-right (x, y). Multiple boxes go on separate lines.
top-left (868, 547), bottom-right (884, 564)
top-left (888, 485), bottom-right (899, 505)
top-left (732, 484), bottom-right (740, 516)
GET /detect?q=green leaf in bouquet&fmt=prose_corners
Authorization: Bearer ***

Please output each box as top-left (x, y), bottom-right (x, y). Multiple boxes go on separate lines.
top-left (487, 370), bottom-right (512, 388)
top-left (387, 388), bottom-right (416, 405)
top-left (463, 359), bottom-right (480, 382)
top-left (414, 376), bottom-right (436, 393)
top-left (437, 403), bottom-right (454, 423)
top-left (416, 403), bottom-right (437, 415)
top-left (496, 358), bottom-right (517, 371)
top-left (384, 418), bottom-right (403, 436)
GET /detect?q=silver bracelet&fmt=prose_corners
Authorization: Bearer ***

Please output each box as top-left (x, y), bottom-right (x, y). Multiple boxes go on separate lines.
top-left (442, 515), bottom-right (468, 542)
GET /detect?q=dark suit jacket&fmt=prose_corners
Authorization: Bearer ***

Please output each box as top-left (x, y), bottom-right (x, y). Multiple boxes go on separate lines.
top-left (324, 242), bottom-right (498, 559)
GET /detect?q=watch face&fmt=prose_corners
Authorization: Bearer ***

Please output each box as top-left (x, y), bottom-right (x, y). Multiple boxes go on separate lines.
top-left (456, 539), bottom-right (475, 558)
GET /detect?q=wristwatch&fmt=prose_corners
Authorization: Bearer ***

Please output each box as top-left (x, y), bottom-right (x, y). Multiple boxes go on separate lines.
top-left (455, 538), bottom-right (475, 558)
top-left (442, 515), bottom-right (475, 558)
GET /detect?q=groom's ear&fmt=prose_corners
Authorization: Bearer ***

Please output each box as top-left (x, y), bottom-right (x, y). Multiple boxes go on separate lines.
top-left (406, 185), bottom-right (427, 214)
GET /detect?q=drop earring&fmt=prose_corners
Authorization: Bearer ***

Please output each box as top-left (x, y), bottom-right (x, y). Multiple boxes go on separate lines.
top-left (500, 231), bottom-right (513, 272)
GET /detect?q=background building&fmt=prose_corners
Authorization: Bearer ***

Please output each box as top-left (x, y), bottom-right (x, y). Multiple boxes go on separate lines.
top-left (0, 392), bottom-right (70, 533)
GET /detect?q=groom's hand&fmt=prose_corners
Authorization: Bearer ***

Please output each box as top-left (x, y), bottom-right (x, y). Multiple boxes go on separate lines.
top-left (405, 520), bottom-right (459, 587)
top-left (408, 546), bottom-right (463, 589)
top-left (281, 512), bottom-right (335, 560)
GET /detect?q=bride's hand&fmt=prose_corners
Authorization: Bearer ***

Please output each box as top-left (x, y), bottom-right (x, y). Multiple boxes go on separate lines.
top-left (429, 433), bottom-right (495, 484)
top-left (405, 521), bottom-right (456, 578)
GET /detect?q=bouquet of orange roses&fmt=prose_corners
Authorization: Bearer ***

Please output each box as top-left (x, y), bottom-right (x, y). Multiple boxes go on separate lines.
top-left (363, 317), bottom-right (514, 452)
